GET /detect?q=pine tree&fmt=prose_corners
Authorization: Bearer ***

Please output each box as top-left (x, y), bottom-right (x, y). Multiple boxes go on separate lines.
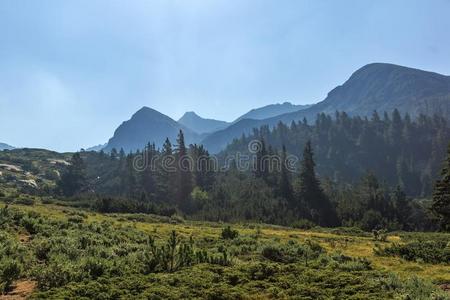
top-left (254, 138), bottom-right (268, 180)
top-left (119, 148), bottom-right (126, 160)
top-left (432, 144), bottom-right (450, 230)
top-left (190, 144), bottom-right (215, 191)
top-left (278, 145), bottom-right (293, 204)
top-left (392, 185), bottom-right (411, 229)
top-left (157, 138), bottom-right (175, 204)
top-left (124, 154), bottom-right (137, 198)
top-left (141, 143), bottom-right (156, 201)
top-left (58, 152), bottom-right (87, 196)
top-left (110, 148), bottom-right (118, 160)
top-left (175, 130), bottom-right (193, 212)
top-left (297, 140), bottom-right (337, 226)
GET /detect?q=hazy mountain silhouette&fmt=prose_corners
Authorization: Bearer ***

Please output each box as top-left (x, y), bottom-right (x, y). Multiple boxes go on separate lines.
top-left (202, 63), bottom-right (450, 153)
top-left (104, 107), bottom-right (200, 153)
top-left (0, 143), bottom-right (14, 151)
top-left (178, 112), bottom-right (229, 134)
top-left (233, 102), bottom-right (311, 123)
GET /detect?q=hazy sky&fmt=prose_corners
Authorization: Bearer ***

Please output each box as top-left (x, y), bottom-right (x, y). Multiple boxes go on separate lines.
top-left (1, 0), bottom-right (450, 151)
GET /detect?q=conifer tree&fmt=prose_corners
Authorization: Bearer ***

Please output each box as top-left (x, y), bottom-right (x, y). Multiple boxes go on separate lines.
top-left (432, 144), bottom-right (450, 230)
top-left (175, 130), bottom-right (193, 212)
top-left (190, 144), bottom-right (214, 191)
top-left (297, 140), bottom-right (337, 226)
top-left (141, 143), bottom-right (156, 201)
top-left (254, 138), bottom-right (268, 180)
top-left (124, 154), bottom-right (137, 198)
top-left (58, 152), bottom-right (87, 196)
top-left (110, 148), bottom-right (118, 160)
top-left (392, 185), bottom-right (411, 229)
top-left (157, 138), bottom-right (175, 204)
top-left (278, 145), bottom-right (293, 204)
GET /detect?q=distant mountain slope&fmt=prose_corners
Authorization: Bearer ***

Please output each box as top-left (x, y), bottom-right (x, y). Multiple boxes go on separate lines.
top-left (234, 102), bottom-right (311, 123)
top-left (86, 143), bottom-right (107, 152)
top-left (0, 143), bottom-right (15, 151)
top-left (200, 119), bottom-right (264, 153)
top-left (104, 107), bottom-right (200, 153)
top-left (305, 62), bottom-right (450, 118)
top-left (202, 63), bottom-right (450, 153)
top-left (178, 112), bottom-right (229, 134)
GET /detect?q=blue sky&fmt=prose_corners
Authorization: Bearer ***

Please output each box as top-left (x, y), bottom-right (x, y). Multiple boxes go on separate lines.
top-left (1, 0), bottom-right (450, 151)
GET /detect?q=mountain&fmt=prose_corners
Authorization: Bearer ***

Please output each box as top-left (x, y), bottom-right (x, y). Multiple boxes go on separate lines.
top-left (302, 62), bottom-right (450, 118)
top-left (233, 102), bottom-right (311, 123)
top-left (202, 63), bottom-right (450, 153)
top-left (86, 143), bottom-right (107, 152)
top-left (0, 143), bottom-right (15, 151)
top-left (104, 107), bottom-right (200, 153)
top-left (199, 119), bottom-right (263, 153)
top-left (178, 112), bottom-right (229, 134)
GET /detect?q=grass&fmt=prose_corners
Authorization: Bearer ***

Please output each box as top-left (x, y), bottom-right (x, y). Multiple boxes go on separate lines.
top-left (5, 201), bottom-right (450, 281)
top-left (1, 201), bottom-right (449, 299)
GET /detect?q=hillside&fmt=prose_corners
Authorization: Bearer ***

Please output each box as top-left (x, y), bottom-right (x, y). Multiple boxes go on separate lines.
top-left (221, 112), bottom-right (450, 197)
top-left (0, 143), bottom-right (15, 151)
top-left (202, 63), bottom-right (450, 153)
top-left (233, 102), bottom-right (311, 123)
top-left (0, 148), bottom-right (71, 194)
top-left (178, 111), bottom-right (229, 134)
top-left (103, 107), bottom-right (200, 153)
top-left (0, 201), bottom-right (448, 298)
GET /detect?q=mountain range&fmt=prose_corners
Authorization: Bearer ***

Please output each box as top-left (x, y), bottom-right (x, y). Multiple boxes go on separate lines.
top-left (233, 102), bottom-right (311, 123)
top-left (103, 107), bottom-right (200, 153)
top-left (101, 101), bottom-right (309, 152)
top-left (99, 63), bottom-right (450, 153)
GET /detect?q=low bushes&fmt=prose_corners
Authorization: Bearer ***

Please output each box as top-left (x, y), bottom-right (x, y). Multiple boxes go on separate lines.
top-left (261, 240), bottom-right (324, 266)
top-left (221, 226), bottom-right (239, 240)
top-left (0, 258), bottom-right (22, 293)
top-left (291, 219), bottom-right (315, 230)
top-left (374, 240), bottom-right (450, 264)
top-left (14, 198), bottom-right (35, 206)
top-left (1, 204), bottom-right (448, 299)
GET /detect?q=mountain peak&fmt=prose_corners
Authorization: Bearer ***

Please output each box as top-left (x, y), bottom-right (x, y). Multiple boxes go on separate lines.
top-left (352, 62), bottom-right (449, 80)
top-left (133, 106), bottom-right (163, 117)
top-left (104, 107), bottom-right (199, 152)
top-left (180, 111), bottom-right (200, 119)
top-left (178, 112), bottom-right (229, 135)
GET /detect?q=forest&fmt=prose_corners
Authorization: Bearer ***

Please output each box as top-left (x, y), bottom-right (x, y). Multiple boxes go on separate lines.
top-left (51, 110), bottom-right (450, 232)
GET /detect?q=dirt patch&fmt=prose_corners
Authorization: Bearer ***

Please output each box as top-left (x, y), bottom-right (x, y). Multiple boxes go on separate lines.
top-left (439, 283), bottom-right (450, 293)
top-left (0, 280), bottom-right (36, 299)
top-left (18, 234), bottom-right (31, 244)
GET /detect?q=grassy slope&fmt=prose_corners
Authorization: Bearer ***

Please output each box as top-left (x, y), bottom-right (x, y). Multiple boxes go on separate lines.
top-left (15, 203), bottom-right (449, 282)
top-left (1, 202), bottom-right (449, 299)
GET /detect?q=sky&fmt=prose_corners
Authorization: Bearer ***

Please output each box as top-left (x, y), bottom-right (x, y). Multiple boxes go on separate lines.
top-left (1, 0), bottom-right (450, 152)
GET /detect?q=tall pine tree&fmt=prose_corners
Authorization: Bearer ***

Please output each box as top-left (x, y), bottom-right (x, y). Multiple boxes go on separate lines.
top-left (432, 143), bottom-right (450, 230)
top-left (157, 138), bottom-right (175, 204)
top-left (175, 130), bottom-right (193, 213)
top-left (58, 152), bottom-right (87, 196)
top-left (297, 140), bottom-right (337, 226)
top-left (278, 145), bottom-right (293, 204)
